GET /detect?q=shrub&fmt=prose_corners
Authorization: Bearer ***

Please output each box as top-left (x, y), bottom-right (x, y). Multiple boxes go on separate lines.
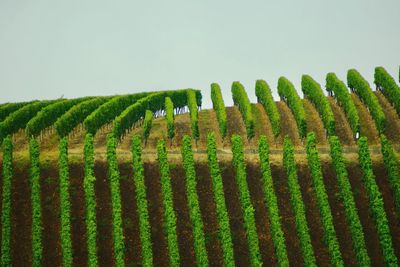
top-left (165, 97), bottom-right (175, 140)
top-left (347, 69), bottom-right (386, 133)
top-left (258, 136), bottom-right (289, 266)
top-left (131, 135), bottom-right (153, 266)
top-left (326, 73), bottom-right (360, 137)
top-left (143, 110), bottom-right (153, 144)
top-left (231, 82), bottom-right (255, 139)
top-left (283, 136), bottom-right (316, 266)
top-left (156, 140), bottom-right (180, 266)
top-left (187, 90), bottom-right (200, 141)
top-left (106, 134), bottom-right (125, 266)
top-left (29, 138), bottom-right (43, 267)
top-left (211, 83), bottom-right (227, 138)
top-left (0, 101), bottom-right (30, 122)
top-left (357, 137), bottom-right (397, 266)
top-left (58, 137), bottom-right (73, 266)
top-left (278, 77), bottom-right (307, 138)
top-left (255, 80), bottom-right (281, 138)
top-left (374, 66), bottom-right (400, 115)
top-left (231, 134), bottom-right (262, 266)
top-left (83, 134), bottom-right (99, 267)
top-left (206, 133), bottom-right (235, 266)
top-left (181, 135), bottom-right (209, 266)
top-left (302, 75), bottom-right (335, 136)
top-left (328, 136), bottom-right (370, 266)
top-left (305, 133), bottom-right (343, 266)
top-left (1, 136), bottom-right (13, 266)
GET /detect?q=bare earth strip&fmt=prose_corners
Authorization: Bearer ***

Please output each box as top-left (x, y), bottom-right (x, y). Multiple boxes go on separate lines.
top-left (327, 97), bottom-right (355, 145)
top-left (375, 91), bottom-right (400, 143)
top-left (303, 99), bottom-right (328, 145)
top-left (351, 94), bottom-right (379, 144)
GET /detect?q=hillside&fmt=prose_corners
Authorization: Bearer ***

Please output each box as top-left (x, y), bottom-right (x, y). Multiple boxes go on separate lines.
top-left (1, 68), bottom-right (400, 266)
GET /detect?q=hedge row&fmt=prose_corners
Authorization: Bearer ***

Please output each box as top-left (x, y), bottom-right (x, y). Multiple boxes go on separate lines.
top-left (131, 135), bottom-right (153, 266)
top-left (302, 75), bottom-right (335, 136)
top-left (156, 140), bottom-right (180, 266)
top-left (347, 69), bottom-right (386, 133)
top-left (380, 135), bottom-right (400, 218)
top-left (231, 134), bottom-right (262, 266)
top-left (328, 136), bottom-right (371, 266)
top-left (106, 134), bottom-right (126, 266)
top-left (278, 77), bottom-right (307, 138)
top-left (0, 100), bottom-right (56, 143)
top-left (258, 136), bottom-right (289, 266)
top-left (165, 97), bottom-right (175, 140)
top-left (0, 101), bottom-right (30, 122)
top-left (231, 82), bottom-right (254, 139)
top-left (357, 137), bottom-right (397, 266)
top-left (283, 136), bottom-right (316, 266)
top-left (326, 73), bottom-right (360, 136)
top-left (181, 135), bottom-right (209, 266)
top-left (58, 137), bottom-right (73, 266)
top-left (84, 92), bottom-right (151, 135)
top-left (26, 97), bottom-right (92, 137)
top-left (206, 133), bottom-right (235, 266)
top-left (305, 133), bottom-right (343, 266)
top-left (83, 134), bottom-right (99, 267)
top-left (187, 90), bottom-right (200, 141)
top-left (29, 138), bottom-right (43, 267)
top-left (1, 136), bottom-right (13, 266)
top-left (143, 110), bottom-right (153, 144)
top-left (211, 83), bottom-right (227, 138)
top-left (374, 66), bottom-right (400, 115)
top-left (55, 97), bottom-right (110, 137)
top-left (112, 90), bottom-right (201, 140)
top-left (255, 80), bottom-right (281, 138)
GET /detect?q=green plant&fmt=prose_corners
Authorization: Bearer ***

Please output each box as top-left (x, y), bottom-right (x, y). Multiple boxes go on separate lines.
top-left (187, 90), bottom-right (200, 141)
top-left (231, 134), bottom-right (262, 266)
top-left (143, 110), bottom-right (153, 144)
top-left (374, 66), bottom-right (400, 115)
top-left (211, 83), bottom-right (227, 138)
top-left (232, 82), bottom-right (255, 139)
top-left (258, 136), bottom-right (289, 266)
top-left (165, 97), bottom-right (175, 140)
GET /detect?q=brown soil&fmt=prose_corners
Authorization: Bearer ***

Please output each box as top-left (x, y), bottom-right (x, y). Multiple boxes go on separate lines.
top-left (251, 104), bottom-right (275, 144)
top-left (328, 97), bottom-right (355, 145)
top-left (198, 109), bottom-right (223, 149)
top-left (351, 94), bottom-right (379, 144)
top-left (303, 99), bottom-right (328, 145)
top-left (225, 106), bottom-right (249, 148)
top-left (375, 91), bottom-right (400, 143)
top-left (275, 101), bottom-right (302, 146)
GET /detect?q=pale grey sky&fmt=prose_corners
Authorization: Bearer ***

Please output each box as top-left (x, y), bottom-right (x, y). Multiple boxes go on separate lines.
top-left (0, 0), bottom-right (399, 108)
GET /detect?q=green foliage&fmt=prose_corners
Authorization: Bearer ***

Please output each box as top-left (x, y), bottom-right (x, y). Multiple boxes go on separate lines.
top-left (357, 137), bottom-right (397, 266)
top-left (131, 135), bottom-right (153, 266)
top-left (187, 90), bottom-right (200, 141)
top-left (29, 138), bottom-right (43, 267)
top-left (278, 77), bottom-right (307, 138)
top-left (58, 137), bottom-right (73, 266)
top-left (255, 80), bottom-right (281, 138)
top-left (257, 136), bottom-right (288, 266)
top-left (283, 136), bottom-right (316, 266)
top-left (374, 66), bottom-right (400, 115)
top-left (231, 134), bottom-right (262, 266)
top-left (165, 97), bottom-right (175, 140)
top-left (84, 92), bottom-right (151, 135)
top-left (380, 135), bottom-right (400, 218)
top-left (305, 133), bottom-right (343, 266)
top-left (206, 133), bottom-right (235, 266)
top-left (181, 135), bottom-right (209, 266)
top-left (347, 69), bottom-right (386, 133)
top-left (302, 75), bottom-right (335, 136)
top-left (83, 134), bottom-right (99, 267)
top-left (26, 97), bottom-right (91, 137)
top-left (211, 83), bottom-right (227, 138)
top-left (55, 97), bottom-right (110, 137)
top-left (0, 100), bottom-right (57, 143)
top-left (231, 82), bottom-right (255, 139)
top-left (143, 110), bottom-right (153, 143)
top-left (326, 73), bottom-right (360, 136)
top-left (1, 136), bottom-right (13, 266)
top-left (0, 101), bottom-right (30, 122)
top-left (112, 89), bottom-right (201, 140)
top-left (328, 136), bottom-right (371, 266)
top-left (106, 134), bottom-right (125, 266)
top-left (156, 140), bottom-right (181, 266)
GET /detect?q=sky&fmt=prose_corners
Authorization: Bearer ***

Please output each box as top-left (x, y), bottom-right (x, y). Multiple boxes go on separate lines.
top-left (0, 0), bottom-right (399, 108)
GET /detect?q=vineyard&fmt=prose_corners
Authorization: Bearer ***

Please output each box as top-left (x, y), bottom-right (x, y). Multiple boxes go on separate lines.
top-left (1, 67), bottom-right (400, 266)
